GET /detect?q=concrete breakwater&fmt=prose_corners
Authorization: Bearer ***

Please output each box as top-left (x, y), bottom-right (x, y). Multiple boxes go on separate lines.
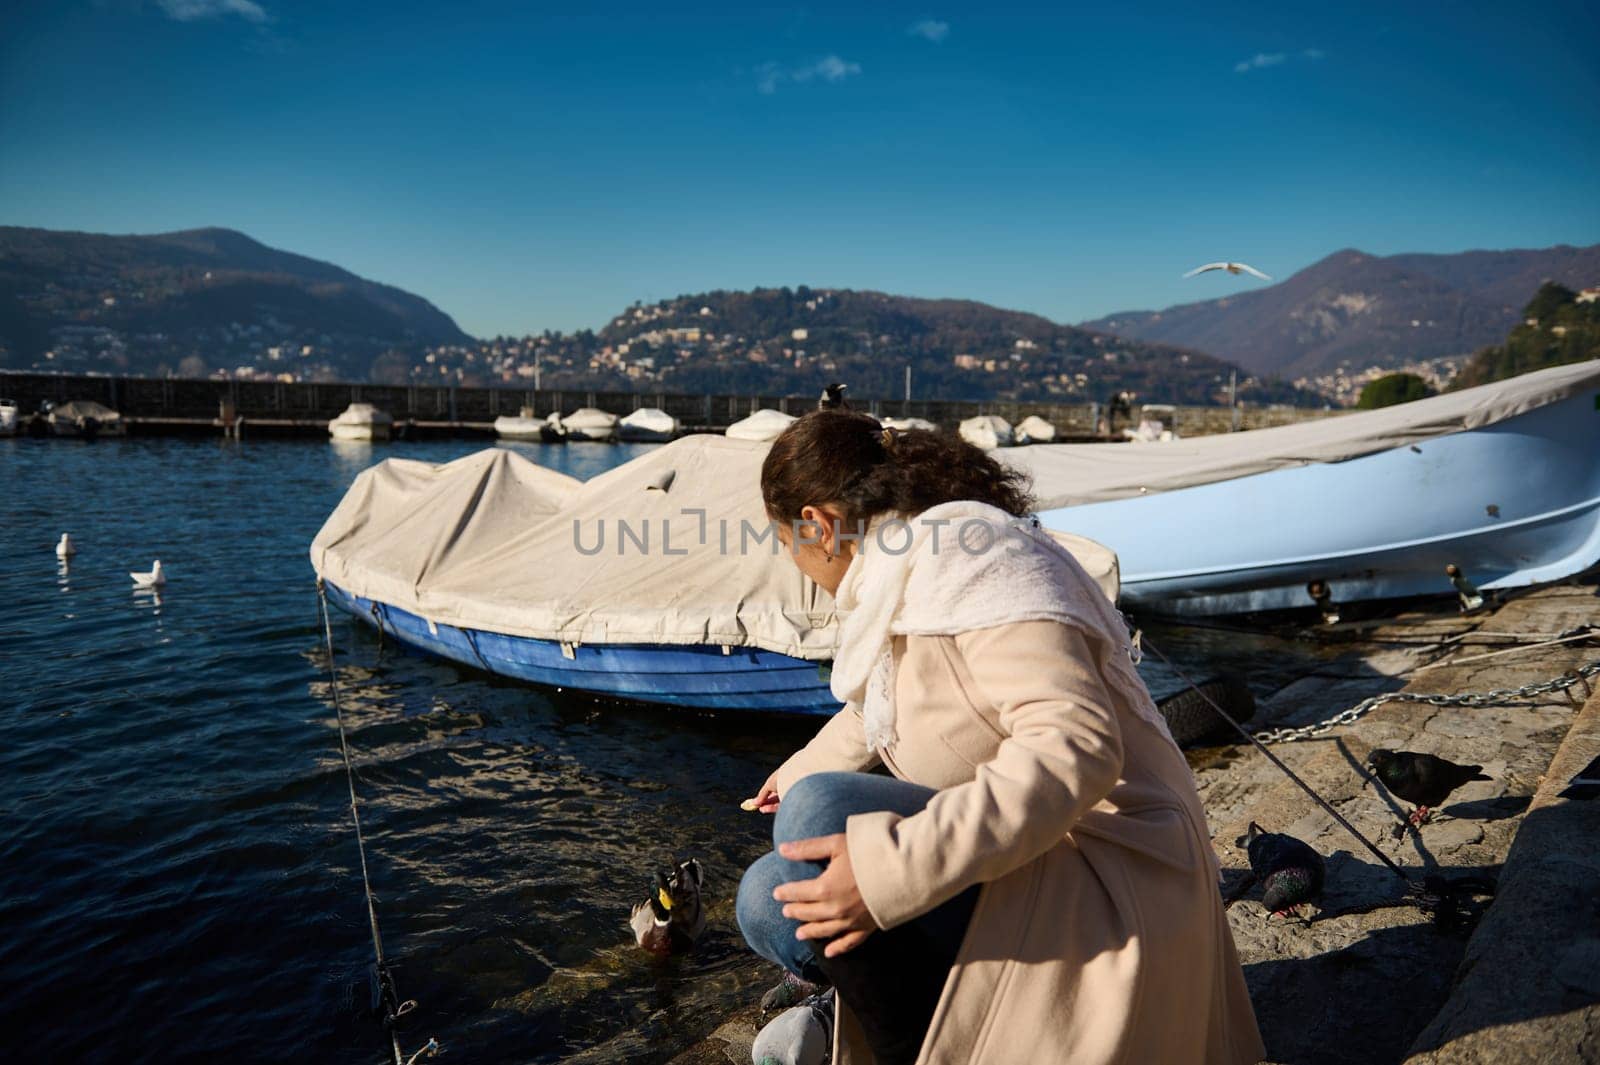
top-left (0, 370), bottom-right (1339, 438)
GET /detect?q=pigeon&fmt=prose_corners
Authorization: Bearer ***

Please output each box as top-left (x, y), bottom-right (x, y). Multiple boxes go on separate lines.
top-left (752, 988), bottom-right (834, 1065)
top-left (1236, 821), bottom-right (1325, 918)
top-left (1367, 749), bottom-right (1491, 828)
top-left (1558, 753), bottom-right (1600, 801)
top-left (130, 560), bottom-right (166, 588)
top-left (817, 383), bottom-right (850, 411)
top-left (629, 859), bottom-right (706, 957)
top-left (56, 533), bottom-right (76, 558)
top-left (761, 971), bottom-right (827, 1012)
top-left (1183, 261), bottom-right (1272, 281)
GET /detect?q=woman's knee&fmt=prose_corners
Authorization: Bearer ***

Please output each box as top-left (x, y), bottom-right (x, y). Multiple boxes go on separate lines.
top-left (736, 853), bottom-right (782, 937)
top-left (773, 771), bottom-right (856, 845)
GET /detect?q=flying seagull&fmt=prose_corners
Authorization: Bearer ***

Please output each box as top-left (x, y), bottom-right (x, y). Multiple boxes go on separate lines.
top-left (1183, 262), bottom-right (1273, 281)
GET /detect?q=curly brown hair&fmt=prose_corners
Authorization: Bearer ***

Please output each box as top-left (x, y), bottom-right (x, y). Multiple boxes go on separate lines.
top-left (760, 409), bottom-right (1033, 530)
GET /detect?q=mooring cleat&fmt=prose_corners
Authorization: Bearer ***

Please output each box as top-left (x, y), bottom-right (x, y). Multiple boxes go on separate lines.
top-left (1306, 580), bottom-right (1341, 625)
top-left (1445, 563), bottom-right (1485, 613)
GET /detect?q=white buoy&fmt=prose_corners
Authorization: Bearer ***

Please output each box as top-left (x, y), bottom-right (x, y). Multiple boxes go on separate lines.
top-left (130, 559), bottom-right (166, 587)
top-left (56, 533), bottom-right (76, 558)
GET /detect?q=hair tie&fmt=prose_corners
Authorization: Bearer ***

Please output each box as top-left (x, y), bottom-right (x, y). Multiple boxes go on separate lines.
top-left (881, 426), bottom-right (896, 449)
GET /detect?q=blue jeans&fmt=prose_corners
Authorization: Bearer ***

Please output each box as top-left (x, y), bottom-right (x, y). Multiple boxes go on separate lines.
top-left (736, 771), bottom-right (979, 986)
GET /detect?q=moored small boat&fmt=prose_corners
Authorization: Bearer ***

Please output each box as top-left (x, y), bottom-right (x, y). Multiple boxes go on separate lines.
top-left (494, 406), bottom-right (553, 441)
top-left (1008, 360), bottom-right (1600, 616)
top-left (958, 414), bottom-right (1013, 449)
top-left (310, 437), bottom-right (1119, 714)
top-left (49, 400), bottom-right (126, 439)
top-left (1015, 415), bottom-right (1058, 444)
top-left (618, 407), bottom-right (680, 442)
top-left (562, 407), bottom-right (619, 442)
top-left (0, 398), bottom-right (18, 437)
top-left (725, 408), bottom-right (796, 442)
top-left (881, 416), bottom-right (938, 432)
top-left (328, 402), bottom-right (393, 441)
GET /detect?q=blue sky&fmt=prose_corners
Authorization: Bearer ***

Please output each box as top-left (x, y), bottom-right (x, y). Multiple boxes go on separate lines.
top-left (3, 1), bottom-right (1598, 337)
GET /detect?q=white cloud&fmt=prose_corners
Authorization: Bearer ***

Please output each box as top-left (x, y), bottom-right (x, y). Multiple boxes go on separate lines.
top-left (756, 62), bottom-right (784, 95)
top-left (1233, 52), bottom-right (1286, 73)
top-left (909, 19), bottom-right (950, 43)
top-left (798, 55), bottom-right (862, 83)
top-left (757, 55), bottom-right (862, 93)
top-left (157, 0), bottom-right (268, 23)
top-left (1233, 47), bottom-right (1325, 74)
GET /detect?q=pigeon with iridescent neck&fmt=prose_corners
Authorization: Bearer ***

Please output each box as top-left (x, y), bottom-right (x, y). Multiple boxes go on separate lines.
top-left (1237, 822), bottom-right (1324, 919)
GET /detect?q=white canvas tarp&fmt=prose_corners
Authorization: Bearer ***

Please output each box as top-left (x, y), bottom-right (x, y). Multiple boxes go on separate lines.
top-left (1007, 359), bottom-right (1600, 508)
top-left (310, 435), bottom-right (1118, 660)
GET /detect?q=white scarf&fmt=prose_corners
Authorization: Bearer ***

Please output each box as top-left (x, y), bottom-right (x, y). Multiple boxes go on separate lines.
top-left (829, 500), bottom-right (1176, 753)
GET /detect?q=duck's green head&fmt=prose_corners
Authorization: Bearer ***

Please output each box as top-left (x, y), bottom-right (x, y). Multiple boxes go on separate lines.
top-left (649, 871), bottom-right (674, 919)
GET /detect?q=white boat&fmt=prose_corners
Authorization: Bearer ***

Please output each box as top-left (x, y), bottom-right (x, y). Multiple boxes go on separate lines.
top-left (881, 416), bottom-right (938, 432)
top-left (562, 407), bottom-right (619, 442)
top-left (0, 398), bottom-right (18, 437)
top-left (1005, 360), bottom-right (1600, 616)
top-left (1124, 403), bottom-right (1179, 443)
top-left (958, 414), bottom-right (1014, 450)
top-left (311, 437), bottom-right (1118, 715)
top-left (725, 408), bottom-right (796, 442)
top-left (494, 408), bottom-right (561, 441)
top-left (49, 400), bottom-right (126, 439)
top-left (328, 402), bottom-right (393, 441)
top-left (1015, 415), bottom-right (1058, 444)
top-left (618, 407), bottom-right (680, 442)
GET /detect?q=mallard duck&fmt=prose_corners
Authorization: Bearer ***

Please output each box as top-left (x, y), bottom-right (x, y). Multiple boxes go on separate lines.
top-left (629, 859), bottom-right (706, 956)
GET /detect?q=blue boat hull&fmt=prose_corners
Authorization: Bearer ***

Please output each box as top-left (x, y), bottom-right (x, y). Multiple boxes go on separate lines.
top-left (1040, 391), bottom-right (1600, 616)
top-left (324, 582), bottom-right (841, 715)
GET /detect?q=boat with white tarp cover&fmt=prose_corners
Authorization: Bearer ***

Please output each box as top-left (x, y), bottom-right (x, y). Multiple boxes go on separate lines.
top-left (310, 435), bottom-right (1118, 714)
top-left (1004, 359), bottom-right (1600, 615)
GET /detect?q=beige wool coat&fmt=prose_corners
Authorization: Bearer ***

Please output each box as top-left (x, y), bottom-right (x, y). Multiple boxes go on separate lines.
top-left (772, 619), bottom-right (1264, 1065)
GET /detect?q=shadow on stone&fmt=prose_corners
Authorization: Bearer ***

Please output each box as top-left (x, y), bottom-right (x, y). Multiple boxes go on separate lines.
top-left (1441, 794), bottom-right (1531, 822)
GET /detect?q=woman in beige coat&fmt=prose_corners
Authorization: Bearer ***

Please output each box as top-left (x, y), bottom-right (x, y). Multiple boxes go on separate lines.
top-left (736, 409), bottom-right (1264, 1065)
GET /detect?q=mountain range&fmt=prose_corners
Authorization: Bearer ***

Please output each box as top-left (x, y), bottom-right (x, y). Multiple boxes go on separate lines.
top-left (0, 226), bottom-right (469, 377)
top-left (1080, 244), bottom-right (1600, 379)
top-left (577, 286), bottom-right (1317, 404)
top-left (3, 225), bottom-right (1592, 404)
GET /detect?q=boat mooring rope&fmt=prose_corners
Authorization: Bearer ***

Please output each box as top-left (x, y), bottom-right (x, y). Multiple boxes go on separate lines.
top-left (316, 579), bottom-right (438, 1065)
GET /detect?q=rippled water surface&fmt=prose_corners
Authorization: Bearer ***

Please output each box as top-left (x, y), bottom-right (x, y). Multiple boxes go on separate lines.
top-left (0, 433), bottom-right (1307, 1064)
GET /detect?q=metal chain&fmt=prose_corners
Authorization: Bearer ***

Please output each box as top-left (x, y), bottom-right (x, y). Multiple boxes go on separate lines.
top-left (1254, 659), bottom-right (1600, 744)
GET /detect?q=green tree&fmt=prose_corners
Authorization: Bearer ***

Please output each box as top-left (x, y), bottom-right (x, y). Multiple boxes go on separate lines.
top-left (1522, 282), bottom-right (1577, 323)
top-left (1452, 282), bottom-right (1598, 389)
top-left (1357, 372), bottom-right (1434, 409)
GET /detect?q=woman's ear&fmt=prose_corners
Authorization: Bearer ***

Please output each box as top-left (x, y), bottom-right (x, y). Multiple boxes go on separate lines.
top-left (796, 504), bottom-right (839, 555)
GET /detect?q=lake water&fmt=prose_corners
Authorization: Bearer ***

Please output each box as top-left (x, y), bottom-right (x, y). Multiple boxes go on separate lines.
top-left (0, 434), bottom-right (1311, 1063)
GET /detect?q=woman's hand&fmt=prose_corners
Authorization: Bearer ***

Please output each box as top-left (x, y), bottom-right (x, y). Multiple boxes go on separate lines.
top-left (747, 772), bottom-right (781, 814)
top-left (773, 833), bottom-right (877, 957)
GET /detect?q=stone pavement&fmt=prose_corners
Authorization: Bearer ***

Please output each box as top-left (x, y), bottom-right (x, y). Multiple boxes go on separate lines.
top-left (1405, 684), bottom-right (1600, 1064)
top-left (1208, 578), bottom-right (1599, 1065)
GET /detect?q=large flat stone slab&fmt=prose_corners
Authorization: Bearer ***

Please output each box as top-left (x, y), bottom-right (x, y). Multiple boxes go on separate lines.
top-left (1405, 683), bottom-right (1600, 1065)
